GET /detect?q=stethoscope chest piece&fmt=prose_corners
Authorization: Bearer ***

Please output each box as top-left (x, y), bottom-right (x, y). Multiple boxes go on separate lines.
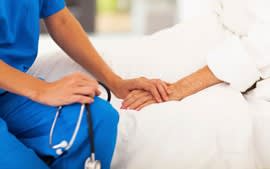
top-left (84, 156), bottom-right (101, 169)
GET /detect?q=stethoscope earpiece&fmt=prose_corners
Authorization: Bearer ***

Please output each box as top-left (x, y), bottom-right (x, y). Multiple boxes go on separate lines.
top-left (52, 140), bottom-right (68, 149)
top-left (56, 149), bottom-right (64, 156)
top-left (52, 140), bottom-right (68, 155)
top-left (50, 105), bottom-right (85, 156)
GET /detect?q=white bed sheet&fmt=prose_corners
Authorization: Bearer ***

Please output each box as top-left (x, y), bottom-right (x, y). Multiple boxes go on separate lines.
top-left (31, 15), bottom-right (270, 169)
top-left (29, 49), bottom-right (258, 169)
top-left (247, 97), bottom-right (270, 168)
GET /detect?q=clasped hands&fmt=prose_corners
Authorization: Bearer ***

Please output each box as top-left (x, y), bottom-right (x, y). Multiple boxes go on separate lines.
top-left (121, 79), bottom-right (184, 111)
top-left (32, 72), bottom-right (183, 110)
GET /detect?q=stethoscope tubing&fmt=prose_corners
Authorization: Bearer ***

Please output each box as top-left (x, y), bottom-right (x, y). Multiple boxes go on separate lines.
top-left (49, 82), bottom-right (111, 156)
top-left (49, 104), bottom-right (85, 154)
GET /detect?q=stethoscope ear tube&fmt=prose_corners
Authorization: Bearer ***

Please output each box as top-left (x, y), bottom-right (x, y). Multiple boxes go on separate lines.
top-left (50, 104), bottom-right (85, 156)
top-left (85, 82), bottom-right (111, 169)
top-left (86, 103), bottom-right (95, 155)
top-left (86, 82), bottom-right (111, 158)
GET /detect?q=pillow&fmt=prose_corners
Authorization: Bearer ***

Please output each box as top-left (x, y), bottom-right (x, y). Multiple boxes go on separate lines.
top-left (100, 14), bottom-right (224, 83)
top-left (31, 13), bottom-right (224, 84)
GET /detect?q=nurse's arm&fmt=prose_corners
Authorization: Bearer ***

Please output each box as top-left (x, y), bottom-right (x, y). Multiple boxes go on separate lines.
top-left (43, 8), bottom-right (167, 102)
top-left (0, 60), bottom-right (47, 98)
top-left (0, 60), bottom-right (101, 106)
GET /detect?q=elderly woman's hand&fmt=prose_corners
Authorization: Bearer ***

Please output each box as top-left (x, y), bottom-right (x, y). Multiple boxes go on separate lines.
top-left (121, 66), bottom-right (223, 111)
top-left (121, 79), bottom-right (169, 110)
top-left (121, 90), bottom-right (156, 111)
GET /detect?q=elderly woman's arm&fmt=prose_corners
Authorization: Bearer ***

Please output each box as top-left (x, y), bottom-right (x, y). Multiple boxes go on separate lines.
top-left (123, 0), bottom-right (270, 111)
top-left (122, 66), bottom-right (222, 110)
top-left (167, 66), bottom-right (222, 100)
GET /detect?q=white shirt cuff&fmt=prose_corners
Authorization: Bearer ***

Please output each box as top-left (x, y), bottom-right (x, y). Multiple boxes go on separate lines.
top-left (207, 36), bottom-right (261, 92)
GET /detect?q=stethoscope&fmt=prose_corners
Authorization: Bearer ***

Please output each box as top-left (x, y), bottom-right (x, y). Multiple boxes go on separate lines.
top-left (49, 82), bottom-right (111, 169)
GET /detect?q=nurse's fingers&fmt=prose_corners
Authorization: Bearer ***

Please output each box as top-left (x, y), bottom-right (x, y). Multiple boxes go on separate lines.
top-left (73, 86), bottom-right (101, 98)
top-left (70, 76), bottom-right (101, 96)
top-left (73, 78), bottom-right (99, 88)
top-left (79, 78), bottom-right (99, 86)
top-left (146, 85), bottom-right (162, 103)
top-left (72, 72), bottom-right (98, 84)
top-left (161, 81), bottom-right (170, 94)
top-left (70, 95), bottom-right (95, 104)
top-left (153, 80), bottom-right (169, 101)
top-left (68, 72), bottom-right (98, 88)
top-left (132, 77), bottom-right (162, 103)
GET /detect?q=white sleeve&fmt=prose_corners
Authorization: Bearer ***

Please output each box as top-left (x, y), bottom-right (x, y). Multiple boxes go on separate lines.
top-left (206, 0), bottom-right (264, 92)
top-left (207, 36), bottom-right (261, 92)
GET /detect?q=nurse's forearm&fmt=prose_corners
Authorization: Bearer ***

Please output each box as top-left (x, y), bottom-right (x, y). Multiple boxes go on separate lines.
top-left (0, 60), bottom-right (47, 98)
top-left (44, 8), bottom-right (121, 89)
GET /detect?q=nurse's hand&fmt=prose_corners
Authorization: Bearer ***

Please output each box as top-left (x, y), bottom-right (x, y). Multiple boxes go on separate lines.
top-left (111, 78), bottom-right (169, 103)
top-left (32, 72), bottom-right (101, 106)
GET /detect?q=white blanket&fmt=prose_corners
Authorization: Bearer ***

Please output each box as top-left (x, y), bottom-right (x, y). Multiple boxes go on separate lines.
top-left (29, 14), bottom-right (269, 169)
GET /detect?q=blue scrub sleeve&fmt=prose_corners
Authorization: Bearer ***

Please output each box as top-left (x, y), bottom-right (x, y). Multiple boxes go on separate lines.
top-left (40, 0), bottom-right (66, 18)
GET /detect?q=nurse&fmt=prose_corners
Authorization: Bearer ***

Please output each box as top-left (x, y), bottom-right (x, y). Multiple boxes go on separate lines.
top-left (0, 0), bottom-right (167, 169)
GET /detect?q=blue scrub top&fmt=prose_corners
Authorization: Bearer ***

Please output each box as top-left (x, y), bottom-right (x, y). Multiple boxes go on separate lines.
top-left (0, 0), bottom-right (65, 94)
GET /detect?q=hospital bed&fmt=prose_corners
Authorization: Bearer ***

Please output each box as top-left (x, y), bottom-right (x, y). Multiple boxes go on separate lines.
top-left (30, 32), bottom-right (270, 169)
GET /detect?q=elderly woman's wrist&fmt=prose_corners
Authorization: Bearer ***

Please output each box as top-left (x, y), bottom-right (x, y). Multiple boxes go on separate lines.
top-left (170, 81), bottom-right (186, 100)
top-left (174, 78), bottom-right (196, 99)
